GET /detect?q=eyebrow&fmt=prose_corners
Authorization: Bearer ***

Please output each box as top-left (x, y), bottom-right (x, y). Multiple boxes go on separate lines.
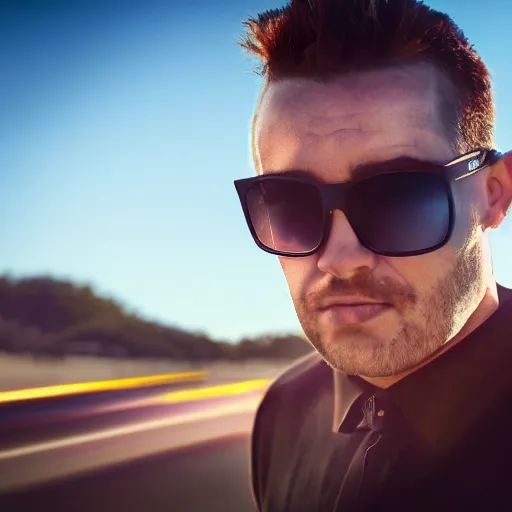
top-left (350, 156), bottom-right (442, 179)
top-left (262, 155), bottom-right (444, 184)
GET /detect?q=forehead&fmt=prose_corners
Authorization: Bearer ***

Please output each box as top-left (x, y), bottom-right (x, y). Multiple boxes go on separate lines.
top-left (254, 64), bottom-right (455, 181)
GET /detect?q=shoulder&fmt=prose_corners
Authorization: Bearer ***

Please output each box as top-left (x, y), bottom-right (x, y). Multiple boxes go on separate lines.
top-left (250, 352), bottom-right (332, 509)
top-left (498, 284), bottom-right (512, 308)
top-left (256, 351), bottom-right (331, 421)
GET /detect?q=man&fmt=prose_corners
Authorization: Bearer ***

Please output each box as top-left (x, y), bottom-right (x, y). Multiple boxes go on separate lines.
top-left (234, 0), bottom-right (512, 510)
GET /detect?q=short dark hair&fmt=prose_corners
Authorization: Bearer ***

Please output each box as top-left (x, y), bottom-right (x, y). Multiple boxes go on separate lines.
top-left (241, 0), bottom-right (494, 152)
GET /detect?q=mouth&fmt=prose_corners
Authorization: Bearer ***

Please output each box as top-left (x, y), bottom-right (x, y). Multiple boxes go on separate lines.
top-left (318, 302), bottom-right (392, 326)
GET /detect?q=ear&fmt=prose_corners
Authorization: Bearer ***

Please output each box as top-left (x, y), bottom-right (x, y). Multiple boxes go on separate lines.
top-left (483, 151), bottom-right (512, 230)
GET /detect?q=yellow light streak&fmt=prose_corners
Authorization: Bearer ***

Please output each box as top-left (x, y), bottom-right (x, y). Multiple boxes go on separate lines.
top-left (158, 379), bottom-right (271, 404)
top-left (0, 372), bottom-right (208, 404)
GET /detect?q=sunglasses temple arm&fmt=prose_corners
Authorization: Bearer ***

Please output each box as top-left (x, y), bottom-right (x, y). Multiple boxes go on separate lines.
top-left (452, 149), bottom-right (501, 182)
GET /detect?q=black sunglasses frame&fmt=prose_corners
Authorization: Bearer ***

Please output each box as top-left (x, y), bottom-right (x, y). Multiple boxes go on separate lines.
top-left (234, 148), bottom-right (502, 258)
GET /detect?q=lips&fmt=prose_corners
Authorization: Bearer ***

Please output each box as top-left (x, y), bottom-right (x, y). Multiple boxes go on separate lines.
top-left (319, 301), bottom-right (386, 308)
top-left (318, 302), bottom-right (392, 325)
top-left (318, 297), bottom-right (390, 310)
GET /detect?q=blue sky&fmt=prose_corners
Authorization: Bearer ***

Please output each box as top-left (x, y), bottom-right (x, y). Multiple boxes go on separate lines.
top-left (0, 0), bottom-right (511, 342)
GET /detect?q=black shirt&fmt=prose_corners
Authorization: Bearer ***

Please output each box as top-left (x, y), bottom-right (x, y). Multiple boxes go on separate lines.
top-left (251, 285), bottom-right (512, 511)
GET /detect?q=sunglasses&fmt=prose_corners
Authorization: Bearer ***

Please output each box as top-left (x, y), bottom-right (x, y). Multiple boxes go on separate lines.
top-left (234, 148), bottom-right (501, 258)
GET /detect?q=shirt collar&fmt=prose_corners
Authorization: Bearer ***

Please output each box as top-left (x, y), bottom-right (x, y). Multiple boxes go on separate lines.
top-left (333, 285), bottom-right (512, 450)
top-left (332, 372), bottom-right (370, 432)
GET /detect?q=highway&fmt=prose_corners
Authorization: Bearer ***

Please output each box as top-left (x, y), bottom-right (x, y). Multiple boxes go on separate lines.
top-left (0, 373), bottom-right (268, 511)
top-left (1, 435), bottom-right (256, 511)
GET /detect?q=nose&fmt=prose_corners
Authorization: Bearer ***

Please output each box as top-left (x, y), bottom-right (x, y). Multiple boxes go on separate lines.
top-left (317, 210), bottom-right (377, 279)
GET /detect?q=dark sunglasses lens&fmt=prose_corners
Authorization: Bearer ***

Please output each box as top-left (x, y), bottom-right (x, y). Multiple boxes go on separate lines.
top-left (246, 178), bottom-right (323, 254)
top-left (348, 172), bottom-right (451, 254)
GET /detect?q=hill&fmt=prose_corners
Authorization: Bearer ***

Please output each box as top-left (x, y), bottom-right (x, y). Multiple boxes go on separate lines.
top-left (0, 275), bottom-right (313, 362)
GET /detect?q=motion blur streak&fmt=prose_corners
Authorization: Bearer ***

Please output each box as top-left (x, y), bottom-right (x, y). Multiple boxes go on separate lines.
top-left (159, 379), bottom-right (271, 403)
top-left (0, 397), bottom-right (260, 461)
top-left (0, 371), bottom-right (208, 404)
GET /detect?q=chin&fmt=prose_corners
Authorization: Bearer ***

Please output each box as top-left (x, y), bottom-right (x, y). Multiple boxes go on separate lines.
top-left (318, 331), bottom-right (418, 378)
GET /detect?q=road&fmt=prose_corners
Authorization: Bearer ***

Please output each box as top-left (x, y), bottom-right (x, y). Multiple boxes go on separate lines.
top-left (0, 379), bottom-right (266, 511)
top-left (0, 435), bottom-right (256, 512)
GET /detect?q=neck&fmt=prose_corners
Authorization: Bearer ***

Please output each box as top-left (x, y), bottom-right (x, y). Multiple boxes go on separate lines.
top-left (361, 281), bottom-right (500, 390)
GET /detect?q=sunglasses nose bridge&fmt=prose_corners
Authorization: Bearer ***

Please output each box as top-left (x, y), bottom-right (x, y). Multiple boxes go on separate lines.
top-left (322, 182), bottom-right (349, 215)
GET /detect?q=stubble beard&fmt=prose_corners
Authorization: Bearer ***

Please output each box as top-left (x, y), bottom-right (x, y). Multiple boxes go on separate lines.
top-left (294, 243), bottom-right (484, 378)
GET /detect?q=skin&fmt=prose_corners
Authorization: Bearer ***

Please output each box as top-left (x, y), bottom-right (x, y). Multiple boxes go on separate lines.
top-left (253, 63), bottom-right (512, 388)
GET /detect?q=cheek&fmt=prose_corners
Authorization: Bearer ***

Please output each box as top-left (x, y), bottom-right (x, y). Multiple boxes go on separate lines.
top-left (449, 181), bottom-right (484, 247)
top-left (385, 248), bottom-right (456, 292)
top-left (278, 256), bottom-right (319, 299)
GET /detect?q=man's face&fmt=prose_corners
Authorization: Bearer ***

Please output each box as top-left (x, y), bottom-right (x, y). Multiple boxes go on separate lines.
top-left (253, 64), bottom-right (490, 378)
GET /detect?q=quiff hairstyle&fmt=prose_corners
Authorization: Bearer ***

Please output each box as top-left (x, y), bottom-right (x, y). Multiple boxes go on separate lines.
top-left (241, 0), bottom-right (495, 154)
